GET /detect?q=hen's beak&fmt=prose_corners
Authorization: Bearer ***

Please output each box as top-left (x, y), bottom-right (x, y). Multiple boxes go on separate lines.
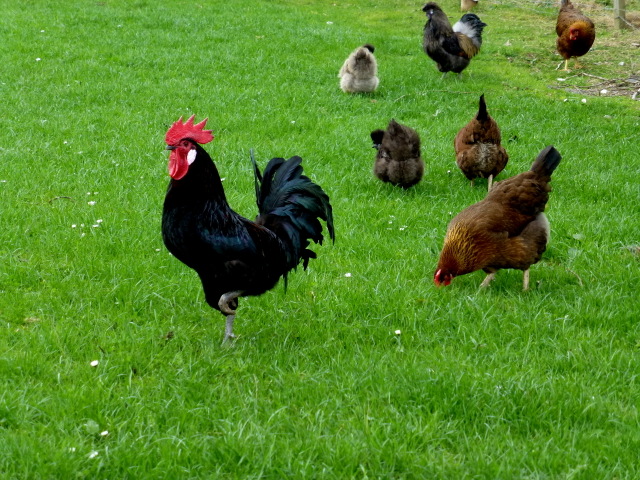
top-left (166, 145), bottom-right (177, 151)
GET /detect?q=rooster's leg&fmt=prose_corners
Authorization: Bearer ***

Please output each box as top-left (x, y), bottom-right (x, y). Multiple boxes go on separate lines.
top-left (218, 290), bottom-right (244, 343)
top-left (487, 174), bottom-right (493, 192)
top-left (562, 59), bottom-right (570, 72)
top-left (479, 272), bottom-right (496, 288)
top-left (522, 269), bottom-right (530, 291)
top-left (223, 314), bottom-right (236, 343)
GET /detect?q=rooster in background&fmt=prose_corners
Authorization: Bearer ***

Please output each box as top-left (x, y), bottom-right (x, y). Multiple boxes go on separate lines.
top-left (556, 0), bottom-right (596, 71)
top-left (454, 94), bottom-right (509, 191)
top-left (434, 146), bottom-right (561, 291)
top-left (371, 119), bottom-right (424, 189)
top-left (338, 44), bottom-right (379, 93)
top-left (162, 116), bottom-right (334, 343)
top-left (422, 2), bottom-right (486, 76)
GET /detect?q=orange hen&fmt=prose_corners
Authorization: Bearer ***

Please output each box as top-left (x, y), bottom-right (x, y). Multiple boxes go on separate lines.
top-left (434, 146), bottom-right (561, 290)
top-left (556, 0), bottom-right (595, 71)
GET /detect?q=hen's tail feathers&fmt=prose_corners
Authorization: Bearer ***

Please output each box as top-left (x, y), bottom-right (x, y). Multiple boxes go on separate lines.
top-left (254, 155), bottom-right (335, 272)
top-left (477, 94), bottom-right (488, 122)
top-left (530, 145), bottom-right (562, 181)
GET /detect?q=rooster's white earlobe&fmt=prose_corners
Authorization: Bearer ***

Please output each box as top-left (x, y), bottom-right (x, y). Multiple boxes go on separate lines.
top-left (187, 149), bottom-right (197, 165)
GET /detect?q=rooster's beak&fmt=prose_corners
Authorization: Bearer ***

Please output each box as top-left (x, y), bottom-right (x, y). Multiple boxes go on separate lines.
top-left (166, 145), bottom-right (177, 151)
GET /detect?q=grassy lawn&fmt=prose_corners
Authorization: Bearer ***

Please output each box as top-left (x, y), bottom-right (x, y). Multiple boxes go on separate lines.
top-left (1, 0), bottom-right (639, 477)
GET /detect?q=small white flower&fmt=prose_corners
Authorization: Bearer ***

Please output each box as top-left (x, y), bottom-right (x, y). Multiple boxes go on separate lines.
top-left (557, 78), bottom-right (566, 82)
top-left (36, 58), bottom-right (41, 61)
top-left (394, 329), bottom-right (401, 335)
top-left (563, 98), bottom-right (568, 102)
top-left (90, 360), bottom-right (99, 367)
top-left (71, 224), bottom-right (77, 228)
top-left (96, 219), bottom-right (103, 223)
top-left (88, 451), bottom-right (99, 459)
top-left (399, 227), bottom-right (406, 231)
top-left (344, 273), bottom-right (352, 278)
top-left (40, 30), bottom-right (45, 33)
top-left (92, 224), bottom-right (100, 228)
top-left (447, 170), bottom-right (451, 174)
top-left (600, 89), bottom-right (608, 94)
top-left (100, 430), bottom-right (109, 437)
top-left (69, 447), bottom-right (76, 453)
top-left (619, 62), bottom-right (625, 66)
top-left (64, 141), bottom-right (68, 145)
top-left (155, 248), bottom-right (161, 252)
top-left (291, 120), bottom-right (296, 124)
top-left (88, 201), bottom-right (96, 206)
top-left (326, 21), bottom-right (333, 24)
top-left (581, 98), bottom-right (587, 103)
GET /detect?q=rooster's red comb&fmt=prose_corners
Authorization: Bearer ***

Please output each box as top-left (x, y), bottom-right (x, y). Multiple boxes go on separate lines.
top-left (165, 115), bottom-right (214, 146)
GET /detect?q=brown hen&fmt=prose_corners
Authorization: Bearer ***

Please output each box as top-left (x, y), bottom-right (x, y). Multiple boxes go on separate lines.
top-left (434, 146), bottom-right (561, 291)
top-left (556, 0), bottom-right (596, 71)
top-left (454, 94), bottom-right (509, 191)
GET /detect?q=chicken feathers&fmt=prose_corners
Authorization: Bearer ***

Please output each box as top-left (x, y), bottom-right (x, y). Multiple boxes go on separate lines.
top-left (454, 94), bottom-right (509, 191)
top-left (422, 2), bottom-right (486, 75)
top-left (371, 119), bottom-right (424, 189)
top-left (434, 146), bottom-right (562, 290)
top-left (339, 44), bottom-right (379, 93)
top-left (556, 0), bottom-right (596, 71)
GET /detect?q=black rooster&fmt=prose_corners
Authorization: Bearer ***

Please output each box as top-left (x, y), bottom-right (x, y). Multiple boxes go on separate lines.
top-left (162, 116), bottom-right (334, 343)
top-left (422, 2), bottom-right (486, 76)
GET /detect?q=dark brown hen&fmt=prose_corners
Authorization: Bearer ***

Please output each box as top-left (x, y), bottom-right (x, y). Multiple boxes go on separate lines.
top-left (371, 119), bottom-right (424, 189)
top-left (454, 94), bottom-right (509, 191)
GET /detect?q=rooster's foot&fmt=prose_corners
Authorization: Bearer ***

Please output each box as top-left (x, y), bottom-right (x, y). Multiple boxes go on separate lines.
top-left (222, 314), bottom-right (237, 345)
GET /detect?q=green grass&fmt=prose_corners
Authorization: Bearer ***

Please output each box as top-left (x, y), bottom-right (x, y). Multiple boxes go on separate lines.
top-left (1, 0), bottom-right (639, 478)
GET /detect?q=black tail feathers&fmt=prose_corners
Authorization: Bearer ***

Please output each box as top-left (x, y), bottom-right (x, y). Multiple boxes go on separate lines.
top-left (252, 153), bottom-right (334, 272)
top-left (530, 145), bottom-right (562, 179)
top-left (477, 94), bottom-right (488, 121)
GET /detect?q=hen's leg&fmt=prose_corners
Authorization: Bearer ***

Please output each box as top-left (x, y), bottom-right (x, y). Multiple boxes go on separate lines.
top-left (479, 272), bottom-right (496, 288)
top-left (487, 174), bottom-right (494, 192)
top-left (218, 290), bottom-right (244, 343)
top-left (522, 269), bottom-right (530, 291)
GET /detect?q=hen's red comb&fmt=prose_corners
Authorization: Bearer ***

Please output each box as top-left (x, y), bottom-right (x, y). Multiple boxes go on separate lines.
top-left (165, 115), bottom-right (214, 146)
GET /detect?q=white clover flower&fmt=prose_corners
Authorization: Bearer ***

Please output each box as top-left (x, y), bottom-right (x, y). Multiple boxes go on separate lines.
top-left (395, 330), bottom-right (401, 335)
top-left (100, 430), bottom-right (109, 437)
top-left (90, 360), bottom-right (99, 367)
top-left (88, 451), bottom-right (99, 459)
top-left (344, 273), bottom-right (352, 278)
top-left (88, 201), bottom-right (96, 206)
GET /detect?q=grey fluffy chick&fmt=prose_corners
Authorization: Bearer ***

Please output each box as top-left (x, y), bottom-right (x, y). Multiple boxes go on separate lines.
top-left (339, 44), bottom-right (379, 93)
top-left (371, 119), bottom-right (424, 188)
